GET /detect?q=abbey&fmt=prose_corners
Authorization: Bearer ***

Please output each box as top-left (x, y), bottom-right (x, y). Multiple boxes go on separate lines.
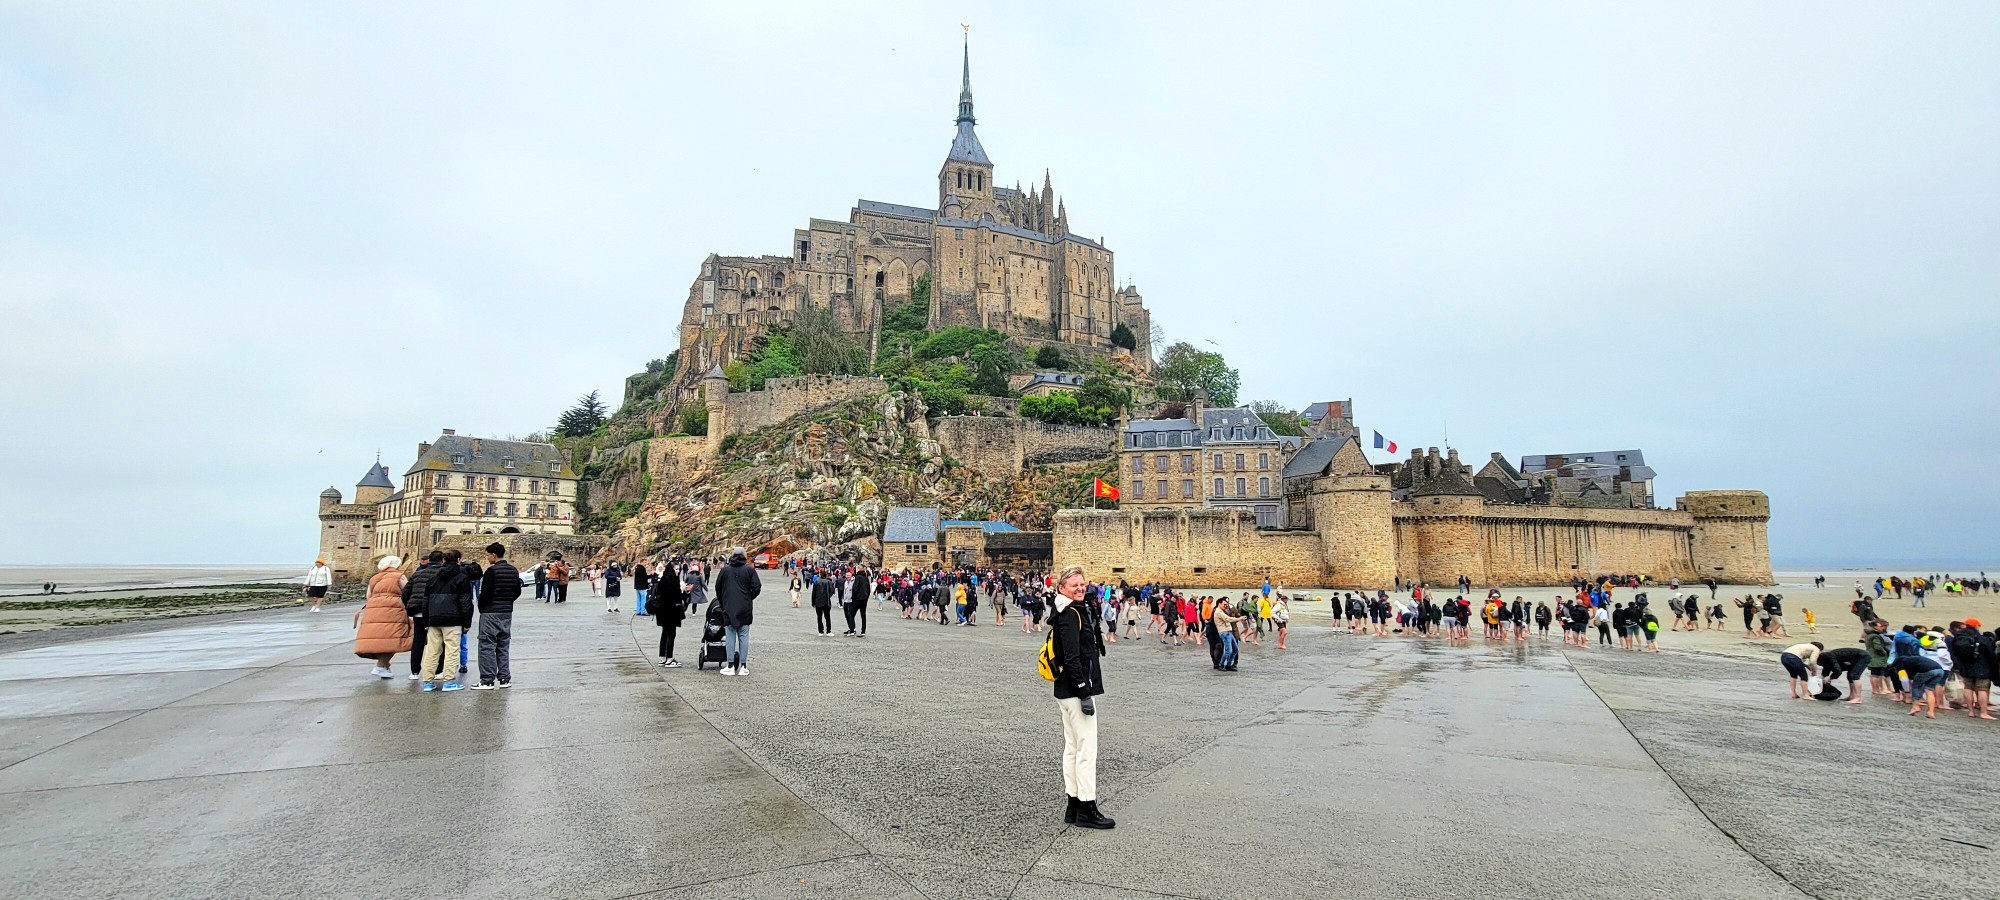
top-left (670, 38), bottom-right (1152, 401)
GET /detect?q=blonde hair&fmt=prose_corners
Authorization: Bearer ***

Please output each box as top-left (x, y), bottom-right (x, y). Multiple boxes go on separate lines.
top-left (1057, 565), bottom-right (1085, 586)
top-left (376, 555), bottom-right (402, 571)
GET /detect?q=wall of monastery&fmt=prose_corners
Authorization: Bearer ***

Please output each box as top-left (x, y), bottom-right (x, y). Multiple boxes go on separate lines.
top-left (1053, 509), bottom-right (1328, 588)
top-left (934, 416), bottom-right (1115, 479)
top-left (1470, 505), bottom-right (1699, 586)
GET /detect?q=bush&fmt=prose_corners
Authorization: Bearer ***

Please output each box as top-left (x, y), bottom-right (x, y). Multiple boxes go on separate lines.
top-left (1032, 345), bottom-right (1070, 370)
top-left (1021, 392), bottom-right (1116, 427)
top-left (1110, 322), bottom-right (1136, 351)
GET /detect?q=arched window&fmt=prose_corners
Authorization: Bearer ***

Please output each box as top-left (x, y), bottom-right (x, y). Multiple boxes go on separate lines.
top-left (747, 274), bottom-right (759, 295)
top-left (845, 276), bottom-right (853, 292)
top-left (875, 270), bottom-right (885, 287)
top-left (772, 272), bottom-right (783, 289)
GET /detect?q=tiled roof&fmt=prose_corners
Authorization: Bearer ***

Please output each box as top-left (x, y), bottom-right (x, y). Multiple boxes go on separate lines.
top-left (406, 434), bottom-right (574, 479)
top-left (883, 506), bottom-right (940, 543)
top-left (941, 519), bottom-right (1021, 533)
top-left (1125, 417), bottom-right (1197, 433)
top-left (1024, 372), bottom-right (1084, 388)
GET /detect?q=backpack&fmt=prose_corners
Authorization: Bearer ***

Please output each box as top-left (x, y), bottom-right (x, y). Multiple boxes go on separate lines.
top-left (1036, 631), bottom-right (1058, 682)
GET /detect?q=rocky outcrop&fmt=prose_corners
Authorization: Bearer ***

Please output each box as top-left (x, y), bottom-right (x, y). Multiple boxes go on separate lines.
top-left (591, 390), bottom-right (1114, 564)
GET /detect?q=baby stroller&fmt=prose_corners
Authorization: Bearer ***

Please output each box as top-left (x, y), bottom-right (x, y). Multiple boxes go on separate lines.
top-left (695, 600), bottom-right (728, 670)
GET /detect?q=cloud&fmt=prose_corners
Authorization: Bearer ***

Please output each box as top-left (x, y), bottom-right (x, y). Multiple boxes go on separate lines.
top-left (2, 2), bottom-right (1995, 563)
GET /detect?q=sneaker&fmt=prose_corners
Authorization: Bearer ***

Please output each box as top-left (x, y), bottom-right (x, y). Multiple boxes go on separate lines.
top-left (497, 681), bottom-right (511, 689)
top-left (310, 606), bottom-right (321, 612)
top-left (662, 659), bottom-right (681, 668)
top-left (471, 682), bottom-right (496, 690)
top-left (737, 665), bottom-right (749, 676)
top-left (721, 665), bottom-right (738, 676)
top-left (421, 682), bottom-right (436, 692)
top-left (408, 673), bottom-right (422, 681)
top-left (369, 666), bottom-right (390, 678)
top-left (441, 682), bottom-right (465, 692)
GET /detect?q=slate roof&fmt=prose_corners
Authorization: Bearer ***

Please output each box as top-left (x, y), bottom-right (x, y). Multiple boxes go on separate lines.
top-left (947, 120), bottom-right (991, 165)
top-left (1022, 372), bottom-right (1084, 389)
top-left (936, 216), bottom-right (1057, 244)
top-left (406, 434), bottom-right (575, 479)
top-left (855, 199), bottom-right (936, 222)
top-left (356, 463), bottom-right (394, 489)
top-left (1521, 450), bottom-right (1646, 472)
top-left (1199, 407), bottom-right (1278, 444)
top-left (941, 519), bottom-right (1021, 533)
top-left (1302, 400), bottom-right (1351, 422)
top-left (1281, 437), bottom-right (1345, 479)
top-left (883, 506), bottom-right (941, 543)
top-left (1126, 417), bottom-right (1197, 433)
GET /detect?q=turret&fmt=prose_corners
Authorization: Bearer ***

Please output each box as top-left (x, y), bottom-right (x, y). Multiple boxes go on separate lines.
top-left (354, 461), bottom-right (394, 506)
top-left (319, 486), bottom-right (342, 513)
top-left (703, 364), bottom-right (729, 455)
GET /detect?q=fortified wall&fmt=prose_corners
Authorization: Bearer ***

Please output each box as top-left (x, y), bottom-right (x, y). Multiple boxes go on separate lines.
top-left (933, 416), bottom-right (1116, 479)
top-left (1054, 487), bottom-right (1773, 589)
top-left (703, 373), bottom-right (890, 453)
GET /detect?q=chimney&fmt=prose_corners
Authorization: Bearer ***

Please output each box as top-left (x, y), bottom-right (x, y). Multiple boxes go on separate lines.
top-left (441, 429), bottom-right (456, 436)
top-left (417, 442), bottom-right (431, 458)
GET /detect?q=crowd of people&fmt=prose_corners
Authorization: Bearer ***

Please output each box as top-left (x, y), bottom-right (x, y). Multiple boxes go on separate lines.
top-left (1777, 599), bottom-right (1995, 722)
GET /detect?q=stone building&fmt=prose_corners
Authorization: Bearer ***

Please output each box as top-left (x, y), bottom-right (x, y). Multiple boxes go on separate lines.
top-left (317, 430), bottom-right (579, 576)
top-left (1014, 372), bottom-right (1084, 398)
top-left (669, 37), bottom-right (1153, 404)
top-left (1117, 402), bottom-right (1297, 526)
top-left (880, 506), bottom-right (1052, 571)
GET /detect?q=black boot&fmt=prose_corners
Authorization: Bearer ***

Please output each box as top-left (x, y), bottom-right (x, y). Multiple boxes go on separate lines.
top-left (1073, 800), bottom-right (1115, 830)
top-left (1063, 795), bottom-right (1077, 824)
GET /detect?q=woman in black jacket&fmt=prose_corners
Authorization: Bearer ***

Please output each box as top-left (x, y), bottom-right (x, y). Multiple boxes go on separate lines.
top-left (649, 566), bottom-right (687, 668)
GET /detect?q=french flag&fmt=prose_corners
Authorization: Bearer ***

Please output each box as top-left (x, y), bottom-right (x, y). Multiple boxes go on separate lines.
top-left (1373, 431), bottom-right (1398, 454)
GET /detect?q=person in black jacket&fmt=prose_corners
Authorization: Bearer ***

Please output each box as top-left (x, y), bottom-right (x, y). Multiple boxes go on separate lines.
top-left (810, 569), bottom-right (835, 636)
top-left (648, 562), bottom-right (687, 667)
top-left (401, 552), bottom-right (443, 680)
top-left (417, 551), bottom-right (472, 691)
top-left (473, 543), bottom-right (522, 689)
top-left (715, 547), bottom-right (761, 676)
top-left (1050, 564), bottom-right (1113, 830)
top-left (842, 567), bottom-right (871, 637)
top-left (633, 562), bottom-right (651, 617)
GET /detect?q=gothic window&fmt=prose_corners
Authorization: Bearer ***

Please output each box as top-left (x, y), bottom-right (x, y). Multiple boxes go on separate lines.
top-left (747, 275), bottom-right (759, 295)
top-left (876, 270), bottom-right (885, 287)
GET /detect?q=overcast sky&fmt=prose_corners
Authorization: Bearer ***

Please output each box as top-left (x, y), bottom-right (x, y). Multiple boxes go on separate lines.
top-left (2, 2), bottom-right (1994, 566)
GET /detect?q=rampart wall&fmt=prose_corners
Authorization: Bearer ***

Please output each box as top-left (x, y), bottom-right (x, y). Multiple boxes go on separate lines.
top-left (934, 417), bottom-right (1115, 479)
top-left (1053, 489), bottom-right (1771, 588)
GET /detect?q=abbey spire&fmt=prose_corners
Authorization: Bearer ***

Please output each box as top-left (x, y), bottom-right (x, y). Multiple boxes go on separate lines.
top-left (940, 30), bottom-right (993, 213)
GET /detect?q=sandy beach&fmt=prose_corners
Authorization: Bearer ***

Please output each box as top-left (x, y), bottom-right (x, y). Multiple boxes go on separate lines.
top-left (0, 565), bottom-right (310, 635)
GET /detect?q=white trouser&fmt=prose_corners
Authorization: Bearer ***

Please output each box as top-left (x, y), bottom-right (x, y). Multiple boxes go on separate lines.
top-left (1057, 696), bottom-right (1099, 802)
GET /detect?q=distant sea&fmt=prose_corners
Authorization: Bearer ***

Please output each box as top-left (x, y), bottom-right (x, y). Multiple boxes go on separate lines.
top-left (0, 565), bottom-right (300, 597)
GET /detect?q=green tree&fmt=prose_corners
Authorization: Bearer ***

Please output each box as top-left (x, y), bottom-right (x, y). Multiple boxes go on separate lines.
top-left (557, 390), bottom-right (608, 437)
top-left (1248, 401), bottom-right (1307, 436)
top-left (878, 274), bottom-right (932, 356)
top-left (1109, 322), bottom-right (1136, 351)
top-left (677, 405), bottom-right (708, 436)
top-left (788, 306), bottom-right (867, 375)
top-left (1154, 342), bottom-right (1241, 406)
top-left (1076, 375), bottom-right (1130, 414)
top-left (1032, 345), bottom-right (1071, 370)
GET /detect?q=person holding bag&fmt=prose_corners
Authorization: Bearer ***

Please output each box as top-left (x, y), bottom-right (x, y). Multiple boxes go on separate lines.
top-left (649, 563), bottom-right (687, 668)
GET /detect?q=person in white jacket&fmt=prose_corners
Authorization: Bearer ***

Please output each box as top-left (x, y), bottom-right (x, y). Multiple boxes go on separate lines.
top-left (302, 558), bottom-right (333, 612)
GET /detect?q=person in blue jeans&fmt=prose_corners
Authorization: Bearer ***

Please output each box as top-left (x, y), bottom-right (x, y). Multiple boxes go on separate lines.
top-left (1212, 599), bottom-right (1243, 671)
top-left (714, 547), bottom-right (761, 676)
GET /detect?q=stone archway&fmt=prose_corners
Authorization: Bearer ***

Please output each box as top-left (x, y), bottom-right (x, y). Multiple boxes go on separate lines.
top-left (500, 526), bottom-right (521, 534)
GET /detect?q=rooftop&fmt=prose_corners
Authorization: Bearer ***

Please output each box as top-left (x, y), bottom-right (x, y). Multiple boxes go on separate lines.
top-left (883, 506), bottom-right (941, 543)
top-left (940, 519), bottom-right (1021, 533)
top-left (406, 433), bottom-right (575, 480)
top-left (855, 199), bottom-right (936, 221)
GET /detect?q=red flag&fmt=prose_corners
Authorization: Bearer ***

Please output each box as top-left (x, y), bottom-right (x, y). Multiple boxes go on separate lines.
top-left (1094, 478), bottom-right (1120, 501)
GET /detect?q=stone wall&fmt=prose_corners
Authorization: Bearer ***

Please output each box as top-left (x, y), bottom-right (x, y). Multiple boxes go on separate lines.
top-left (316, 500), bottom-right (381, 583)
top-left (1680, 490), bottom-right (1774, 584)
top-left (933, 416), bottom-right (1115, 479)
top-left (1053, 487), bottom-right (1770, 589)
top-left (425, 532), bottom-right (607, 571)
top-left (646, 436), bottom-right (709, 502)
top-left (1053, 509), bottom-right (1329, 588)
top-left (712, 375), bottom-right (890, 443)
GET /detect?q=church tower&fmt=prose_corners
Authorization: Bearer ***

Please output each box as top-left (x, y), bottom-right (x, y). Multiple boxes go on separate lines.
top-left (937, 34), bottom-right (993, 219)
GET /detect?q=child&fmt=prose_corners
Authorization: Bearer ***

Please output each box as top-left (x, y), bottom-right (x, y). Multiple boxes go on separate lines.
top-left (1803, 608), bottom-right (1818, 634)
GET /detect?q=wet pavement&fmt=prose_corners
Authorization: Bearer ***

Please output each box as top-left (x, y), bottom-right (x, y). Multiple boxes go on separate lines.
top-left (0, 575), bottom-right (1985, 898)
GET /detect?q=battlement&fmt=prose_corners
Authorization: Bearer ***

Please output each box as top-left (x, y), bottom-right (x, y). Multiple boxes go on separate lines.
top-left (1678, 490), bottom-right (1771, 519)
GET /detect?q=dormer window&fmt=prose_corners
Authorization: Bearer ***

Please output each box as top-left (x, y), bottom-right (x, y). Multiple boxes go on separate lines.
top-left (451, 453), bottom-right (465, 464)
top-left (502, 457), bottom-right (515, 470)
top-left (549, 463), bottom-right (559, 474)
top-left (1233, 427), bottom-right (1244, 440)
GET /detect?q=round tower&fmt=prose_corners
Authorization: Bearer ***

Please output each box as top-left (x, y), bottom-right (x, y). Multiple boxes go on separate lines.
top-left (703, 364), bottom-right (729, 455)
top-left (318, 486), bottom-right (342, 513)
top-left (1679, 490), bottom-right (1773, 585)
top-left (1312, 473), bottom-right (1396, 589)
top-left (1410, 448), bottom-right (1486, 588)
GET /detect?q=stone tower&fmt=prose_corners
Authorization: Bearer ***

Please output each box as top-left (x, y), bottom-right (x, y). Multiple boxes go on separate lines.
top-left (1310, 473), bottom-right (1397, 589)
top-left (703, 365), bottom-right (730, 455)
top-left (1679, 490), bottom-right (1774, 585)
top-left (936, 34), bottom-right (994, 219)
top-left (1408, 448), bottom-right (1486, 587)
top-left (316, 462), bottom-right (392, 582)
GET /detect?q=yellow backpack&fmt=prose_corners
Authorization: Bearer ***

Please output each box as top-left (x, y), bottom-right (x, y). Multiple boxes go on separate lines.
top-left (1036, 631), bottom-right (1058, 682)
